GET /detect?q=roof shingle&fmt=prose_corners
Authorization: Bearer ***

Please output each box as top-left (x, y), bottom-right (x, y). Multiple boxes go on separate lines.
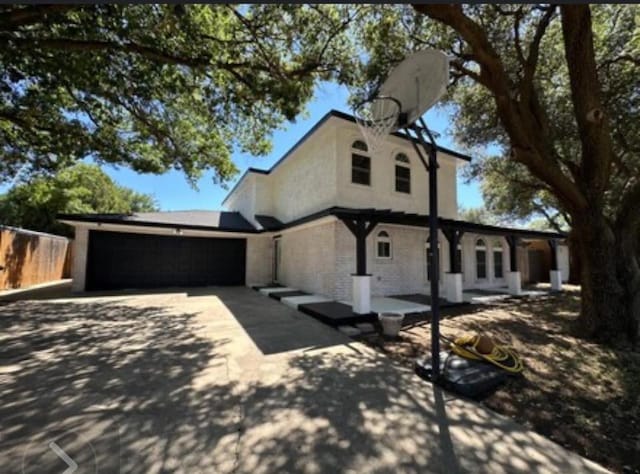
top-left (57, 210), bottom-right (257, 232)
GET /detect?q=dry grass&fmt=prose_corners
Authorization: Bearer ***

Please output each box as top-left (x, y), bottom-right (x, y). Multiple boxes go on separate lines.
top-left (362, 286), bottom-right (640, 474)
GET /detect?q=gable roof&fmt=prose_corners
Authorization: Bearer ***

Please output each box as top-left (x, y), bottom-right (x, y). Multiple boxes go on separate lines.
top-left (222, 109), bottom-right (473, 205)
top-left (58, 210), bottom-right (258, 233)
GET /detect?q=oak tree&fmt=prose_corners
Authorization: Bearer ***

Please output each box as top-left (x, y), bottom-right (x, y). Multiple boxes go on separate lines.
top-left (0, 4), bottom-right (358, 184)
top-left (353, 4), bottom-right (639, 343)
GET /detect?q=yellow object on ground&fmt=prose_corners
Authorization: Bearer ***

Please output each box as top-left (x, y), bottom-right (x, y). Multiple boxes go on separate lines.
top-left (450, 334), bottom-right (524, 374)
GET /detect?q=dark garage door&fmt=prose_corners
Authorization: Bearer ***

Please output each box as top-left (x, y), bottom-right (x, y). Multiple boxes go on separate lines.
top-left (86, 230), bottom-right (246, 290)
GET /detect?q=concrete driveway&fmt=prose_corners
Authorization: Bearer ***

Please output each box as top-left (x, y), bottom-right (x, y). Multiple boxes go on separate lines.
top-left (0, 287), bottom-right (607, 473)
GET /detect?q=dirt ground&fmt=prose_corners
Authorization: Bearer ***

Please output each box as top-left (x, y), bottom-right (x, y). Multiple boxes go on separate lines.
top-left (361, 286), bottom-right (640, 474)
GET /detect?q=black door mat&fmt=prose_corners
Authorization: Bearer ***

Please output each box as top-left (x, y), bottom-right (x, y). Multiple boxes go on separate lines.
top-left (298, 301), bottom-right (377, 327)
top-left (252, 284), bottom-right (283, 291)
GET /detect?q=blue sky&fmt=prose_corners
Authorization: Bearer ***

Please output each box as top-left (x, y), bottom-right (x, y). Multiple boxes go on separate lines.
top-left (4, 81), bottom-right (484, 211)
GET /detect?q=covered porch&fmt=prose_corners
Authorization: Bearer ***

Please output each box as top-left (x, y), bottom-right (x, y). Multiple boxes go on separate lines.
top-left (333, 207), bottom-right (567, 314)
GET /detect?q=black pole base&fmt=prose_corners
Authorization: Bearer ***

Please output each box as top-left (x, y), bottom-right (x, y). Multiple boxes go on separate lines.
top-left (414, 352), bottom-right (512, 400)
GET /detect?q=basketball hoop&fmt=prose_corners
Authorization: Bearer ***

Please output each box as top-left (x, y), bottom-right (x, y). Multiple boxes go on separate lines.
top-left (353, 49), bottom-right (449, 152)
top-left (352, 48), bottom-right (450, 384)
top-left (353, 96), bottom-right (402, 153)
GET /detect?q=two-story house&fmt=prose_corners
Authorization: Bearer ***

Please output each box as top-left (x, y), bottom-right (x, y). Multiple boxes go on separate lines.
top-left (60, 110), bottom-right (568, 313)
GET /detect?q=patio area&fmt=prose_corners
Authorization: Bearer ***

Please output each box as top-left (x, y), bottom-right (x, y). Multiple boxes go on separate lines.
top-left (252, 285), bottom-right (554, 336)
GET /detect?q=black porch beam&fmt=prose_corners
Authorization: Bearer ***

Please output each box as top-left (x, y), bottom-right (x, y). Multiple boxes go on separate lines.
top-left (340, 217), bottom-right (378, 276)
top-left (443, 228), bottom-right (464, 273)
top-left (548, 239), bottom-right (559, 271)
top-left (506, 235), bottom-right (519, 272)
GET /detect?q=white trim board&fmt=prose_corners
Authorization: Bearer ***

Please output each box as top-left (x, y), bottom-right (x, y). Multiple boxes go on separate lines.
top-left (259, 287), bottom-right (296, 295)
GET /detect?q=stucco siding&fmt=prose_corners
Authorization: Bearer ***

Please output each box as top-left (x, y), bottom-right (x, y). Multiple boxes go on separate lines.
top-left (277, 221), bottom-right (337, 296)
top-left (269, 127), bottom-right (338, 222)
top-left (246, 235), bottom-right (272, 286)
top-left (224, 175), bottom-right (258, 227)
top-left (335, 121), bottom-right (460, 219)
top-left (223, 115), bottom-right (463, 226)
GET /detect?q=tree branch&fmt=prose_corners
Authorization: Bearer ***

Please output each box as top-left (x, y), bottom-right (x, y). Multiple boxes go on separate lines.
top-left (523, 5), bottom-right (556, 88)
top-left (0, 5), bottom-right (75, 30)
top-left (412, 4), bottom-right (588, 213)
top-left (598, 54), bottom-right (640, 71)
top-left (560, 5), bottom-right (615, 196)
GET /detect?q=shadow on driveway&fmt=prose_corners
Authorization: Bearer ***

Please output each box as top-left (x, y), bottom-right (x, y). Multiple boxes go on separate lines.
top-left (0, 288), bottom-right (608, 473)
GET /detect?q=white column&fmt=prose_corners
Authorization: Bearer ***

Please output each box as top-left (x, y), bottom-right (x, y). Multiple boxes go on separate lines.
top-left (550, 270), bottom-right (563, 291)
top-left (507, 271), bottom-right (522, 296)
top-left (444, 273), bottom-right (463, 303)
top-left (352, 275), bottom-right (371, 314)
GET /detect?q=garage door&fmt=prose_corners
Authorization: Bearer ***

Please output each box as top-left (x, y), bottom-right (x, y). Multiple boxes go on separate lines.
top-left (86, 230), bottom-right (246, 290)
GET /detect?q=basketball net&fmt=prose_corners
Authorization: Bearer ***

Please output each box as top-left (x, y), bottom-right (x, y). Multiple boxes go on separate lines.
top-left (354, 96), bottom-right (401, 153)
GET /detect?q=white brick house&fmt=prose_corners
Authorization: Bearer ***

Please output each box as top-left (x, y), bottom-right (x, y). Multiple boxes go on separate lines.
top-left (60, 110), bottom-right (569, 310)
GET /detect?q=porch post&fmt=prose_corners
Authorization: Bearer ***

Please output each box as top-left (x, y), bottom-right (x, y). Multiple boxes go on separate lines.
top-left (506, 235), bottom-right (522, 295)
top-left (341, 217), bottom-right (378, 314)
top-left (443, 228), bottom-right (464, 303)
top-left (548, 239), bottom-right (562, 291)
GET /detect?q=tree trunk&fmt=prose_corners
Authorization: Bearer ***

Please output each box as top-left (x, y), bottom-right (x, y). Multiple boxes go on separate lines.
top-left (567, 229), bottom-right (581, 285)
top-left (574, 213), bottom-right (639, 345)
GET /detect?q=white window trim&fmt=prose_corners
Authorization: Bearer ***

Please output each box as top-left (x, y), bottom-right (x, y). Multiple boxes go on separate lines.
top-left (375, 231), bottom-right (393, 260)
top-left (351, 141), bottom-right (372, 187)
top-left (394, 152), bottom-right (412, 195)
top-left (493, 241), bottom-right (504, 280)
top-left (475, 239), bottom-right (488, 281)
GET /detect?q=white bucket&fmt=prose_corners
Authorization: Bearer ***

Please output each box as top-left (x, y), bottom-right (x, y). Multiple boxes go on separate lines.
top-left (378, 312), bottom-right (405, 337)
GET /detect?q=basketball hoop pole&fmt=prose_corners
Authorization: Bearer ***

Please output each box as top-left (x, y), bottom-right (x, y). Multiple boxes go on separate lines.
top-left (355, 48), bottom-right (449, 382)
top-left (407, 117), bottom-right (442, 382)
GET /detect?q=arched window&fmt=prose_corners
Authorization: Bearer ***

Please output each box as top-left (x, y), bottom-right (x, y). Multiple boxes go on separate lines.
top-left (426, 236), bottom-right (440, 281)
top-left (493, 241), bottom-right (504, 279)
top-left (351, 140), bottom-right (371, 185)
top-left (395, 152), bottom-right (411, 194)
top-left (376, 231), bottom-right (392, 259)
top-left (352, 140), bottom-right (368, 152)
top-left (476, 239), bottom-right (487, 279)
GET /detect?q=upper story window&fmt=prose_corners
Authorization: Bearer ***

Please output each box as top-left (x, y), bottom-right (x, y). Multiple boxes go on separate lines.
top-left (351, 140), bottom-right (371, 186)
top-left (376, 230), bottom-right (392, 259)
top-left (476, 239), bottom-right (487, 279)
top-left (395, 152), bottom-right (411, 194)
top-left (493, 241), bottom-right (504, 279)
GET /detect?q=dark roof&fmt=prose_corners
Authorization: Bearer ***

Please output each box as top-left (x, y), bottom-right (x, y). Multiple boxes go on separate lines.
top-left (59, 207), bottom-right (566, 240)
top-left (256, 207), bottom-right (567, 240)
top-left (58, 210), bottom-right (258, 233)
top-left (222, 109), bottom-right (473, 205)
top-left (255, 214), bottom-right (284, 231)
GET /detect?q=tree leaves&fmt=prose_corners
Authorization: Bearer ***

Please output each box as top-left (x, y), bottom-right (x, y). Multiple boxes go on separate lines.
top-left (0, 163), bottom-right (157, 236)
top-left (0, 4), bottom-right (357, 185)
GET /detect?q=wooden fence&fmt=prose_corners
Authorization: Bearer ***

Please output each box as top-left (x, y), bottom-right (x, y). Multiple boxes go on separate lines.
top-left (0, 226), bottom-right (72, 290)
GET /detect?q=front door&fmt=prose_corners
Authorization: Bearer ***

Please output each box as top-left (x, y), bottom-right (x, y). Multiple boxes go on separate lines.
top-left (273, 237), bottom-right (281, 282)
top-left (528, 249), bottom-right (545, 283)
